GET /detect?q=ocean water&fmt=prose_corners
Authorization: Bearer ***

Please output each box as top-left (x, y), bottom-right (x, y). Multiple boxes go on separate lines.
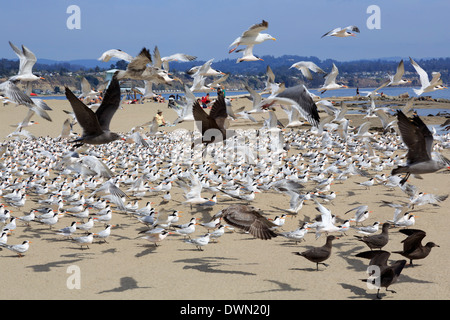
top-left (41, 86), bottom-right (450, 101)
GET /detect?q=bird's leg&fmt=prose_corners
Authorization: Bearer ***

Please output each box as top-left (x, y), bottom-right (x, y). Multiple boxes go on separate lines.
top-left (376, 289), bottom-right (382, 299)
top-left (400, 173), bottom-right (410, 185)
top-left (386, 288), bottom-right (397, 294)
top-left (229, 46), bottom-right (238, 54)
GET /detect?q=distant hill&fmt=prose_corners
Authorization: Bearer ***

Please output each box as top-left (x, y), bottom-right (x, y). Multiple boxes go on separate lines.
top-left (1, 55), bottom-right (449, 92)
top-left (38, 58), bottom-right (107, 69)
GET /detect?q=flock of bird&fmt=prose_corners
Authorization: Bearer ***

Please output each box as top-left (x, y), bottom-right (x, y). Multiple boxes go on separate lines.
top-left (1, 20), bottom-right (450, 299)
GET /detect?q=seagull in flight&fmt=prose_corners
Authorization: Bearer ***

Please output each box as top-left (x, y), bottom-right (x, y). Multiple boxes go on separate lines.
top-left (64, 76), bottom-right (123, 147)
top-left (321, 25), bottom-right (360, 38)
top-left (371, 60), bottom-right (411, 95)
top-left (228, 20), bottom-right (276, 54)
top-left (392, 110), bottom-right (450, 184)
top-left (320, 63), bottom-right (348, 93)
top-left (409, 57), bottom-right (447, 96)
top-left (289, 61), bottom-right (326, 80)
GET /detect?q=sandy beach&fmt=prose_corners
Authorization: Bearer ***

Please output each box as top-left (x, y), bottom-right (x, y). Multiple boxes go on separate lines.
top-left (0, 93), bottom-right (449, 302)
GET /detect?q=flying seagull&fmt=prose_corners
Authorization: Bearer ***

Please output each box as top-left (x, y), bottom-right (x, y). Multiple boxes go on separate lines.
top-left (256, 84), bottom-right (320, 127)
top-left (192, 91), bottom-right (232, 147)
top-left (289, 61), bottom-right (326, 80)
top-left (410, 57), bottom-right (447, 96)
top-left (371, 60), bottom-right (411, 95)
top-left (228, 20), bottom-right (276, 54)
top-left (392, 110), bottom-right (450, 184)
top-left (321, 25), bottom-right (360, 38)
top-left (212, 204), bottom-right (278, 240)
top-left (65, 76), bottom-right (123, 147)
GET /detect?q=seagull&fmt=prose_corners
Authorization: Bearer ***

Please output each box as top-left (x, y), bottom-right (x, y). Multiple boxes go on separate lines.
top-left (10, 109), bottom-right (39, 132)
top-left (72, 233), bottom-right (94, 249)
top-left (371, 60), bottom-right (411, 94)
top-left (140, 230), bottom-right (171, 247)
top-left (228, 20), bottom-right (276, 54)
top-left (393, 228), bottom-right (439, 266)
top-left (56, 221), bottom-right (78, 237)
top-left (256, 84), bottom-right (320, 127)
top-left (410, 57), bottom-right (447, 96)
top-left (0, 80), bottom-right (52, 122)
top-left (192, 91), bottom-right (232, 147)
top-left (100, 48), bottom-right (152, 80)
top-left (78, 77), bottom-right (99, 102)
top-left (320, 63), bottom-right (348, 93)
top-left (391, 110), bottom-right (450, 184)
top-left (94, 224), bottom-right (115, 243)
top-left (187, 58), bottom-right (224, 78)
top-left (97, 49), bottom-right (134, 63)
top-left (65, 76), bottom-right (123, 147)
top-left (289, 61), bottom-right (326, 80)
top-left (345, 204), bottom-right (371, 225)
top-left (159, 52), bottom-right (196, 72)
top-left (294, 235), bottom-right (339, 271)
top-left (235, 45), bottom-right (264, 63)
top-left (281, 105), bottom-right (305, 128)
top-left (353, 221), bottom-right (380, 235)
top-left (312, 200), bottom-right (340, 239)
top-left (184, 233), bottom-right (211, 251)
top-left (190, 74), bottom-right (214, 92)
top-left (1, 240), bottom-right (31, 257)
top-left (321, 25), bottom-right (360, 38)
top-left (212, 204), bottom-right (278, 240)
top-left (279, 222), bottom-right (309, 244)
top-left (355, 250), bottom-right (406, 299)
top-left (8, 41), bottom-right (44, 94)
top-left (354, 222), bottom-right (390, 250)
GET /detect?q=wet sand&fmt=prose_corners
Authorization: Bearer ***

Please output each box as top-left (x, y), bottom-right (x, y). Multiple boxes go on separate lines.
top-left (0, 94), bottom-right (449, 300)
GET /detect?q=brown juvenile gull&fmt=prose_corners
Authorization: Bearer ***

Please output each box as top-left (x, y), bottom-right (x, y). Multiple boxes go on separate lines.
top-left (393, 229), bottom-right (439, 266)
top-left (356, 250), bottom-right (406, 299)
top-left (392, 110), bottom-right (450, 185)
top-left (293, 235), bottom-right (338, 271)
top-left (192, 91), bottom-right (234, 148)
top-left (65, 76), bottom-right (122, 147)
top-left (212, 204), bottom-right (278, 240)
top-left (354, 222), bottom-right (390, 250)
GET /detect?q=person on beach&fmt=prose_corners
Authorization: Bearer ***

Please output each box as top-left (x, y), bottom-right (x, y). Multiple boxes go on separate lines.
top-left (155, 110), bottom-right (166, 126)
top-left (201, 93), bottom-right (210, 108)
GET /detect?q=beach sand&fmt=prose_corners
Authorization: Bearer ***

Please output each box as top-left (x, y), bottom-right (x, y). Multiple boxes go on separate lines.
top-left (0, 94), bottom-right (449, 301)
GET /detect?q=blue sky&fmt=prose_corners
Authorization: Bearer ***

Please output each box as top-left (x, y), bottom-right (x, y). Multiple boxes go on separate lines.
top-left (1, 0), bottom-right (449, 63)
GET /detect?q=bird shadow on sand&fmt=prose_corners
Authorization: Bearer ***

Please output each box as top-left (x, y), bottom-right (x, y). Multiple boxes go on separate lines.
top-left (248, 279), bottom-right (304, 294)
top-left (97, 276), bottom-right (152, 294)
top-left (338, 282), bottom-right (374, 299)
top-left (173, 256), bottom-right (257, 275)
top-left (26, 258), bottom-right (84, 272)
top-left (135, 244), bottom-right (159, 257)
top-left (289, 266), bottom-right (328, 272)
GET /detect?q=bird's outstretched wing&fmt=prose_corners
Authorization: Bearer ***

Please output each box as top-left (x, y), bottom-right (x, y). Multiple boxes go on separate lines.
top-left (94, 77), bottom-right (122, 131)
